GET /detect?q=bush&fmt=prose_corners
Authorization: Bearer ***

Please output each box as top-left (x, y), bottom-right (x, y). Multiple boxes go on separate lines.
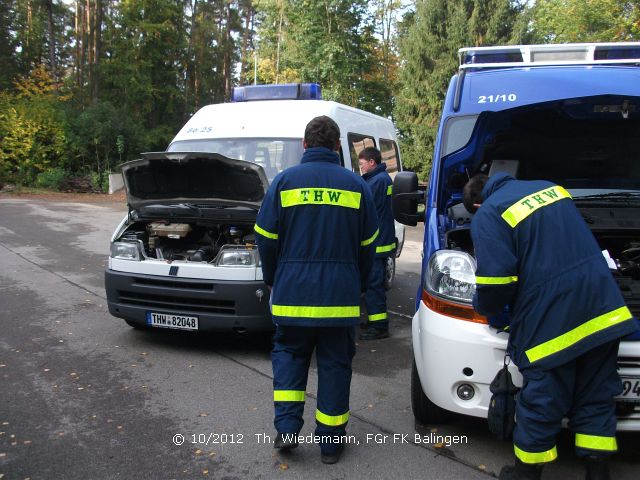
top-left (90, 171), bottom-right (109, 193)
top-left (35, 168), bottom-right (67, 190)
top-left (0, 69), bottom-right (70, 185)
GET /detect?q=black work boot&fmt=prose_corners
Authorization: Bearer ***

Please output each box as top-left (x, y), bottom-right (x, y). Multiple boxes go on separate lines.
top-left (273, 433), bottom-right (298, 451)
top-left (320, 443), bottom-right (344, 465)
top-left (358, 327), bottom-right (389, 340)
top-left (499, 459), bottom-right (543, 480)
top-left (584, 456), bottom-right (610, 480)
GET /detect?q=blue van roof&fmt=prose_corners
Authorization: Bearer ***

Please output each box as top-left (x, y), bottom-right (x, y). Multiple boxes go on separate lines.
top-left (447, 65), bottom-right (640, 115)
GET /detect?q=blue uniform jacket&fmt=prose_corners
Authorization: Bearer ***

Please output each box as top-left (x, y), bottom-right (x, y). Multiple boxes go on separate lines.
top-left (471, 173), bottom-right (637, 370)
top-left (255, 147), bottom-right (379, 327)
top-left (362, 163), bottom-right (396, 257)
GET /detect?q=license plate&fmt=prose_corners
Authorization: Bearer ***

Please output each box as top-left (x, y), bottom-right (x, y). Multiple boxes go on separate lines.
top-left (146, 312), bottom-right (199, 331)
top-left (617, 377), bottom-right (640, 402)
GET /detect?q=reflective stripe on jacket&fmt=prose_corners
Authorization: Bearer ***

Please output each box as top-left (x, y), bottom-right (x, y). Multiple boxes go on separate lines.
top-left (471, 173), bottom-right (638, 370)
top-left (255, 147), bottom-right (379, 327)
top-left (362, 163), bottom-right (396, 257)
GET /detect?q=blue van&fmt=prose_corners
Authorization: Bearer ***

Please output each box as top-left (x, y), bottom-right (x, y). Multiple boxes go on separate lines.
top-left (393, 43), bottom-right (640, 430)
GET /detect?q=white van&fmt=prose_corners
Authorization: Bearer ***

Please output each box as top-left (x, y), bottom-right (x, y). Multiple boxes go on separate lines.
top-left (105, 83), bottom-right (404, 334)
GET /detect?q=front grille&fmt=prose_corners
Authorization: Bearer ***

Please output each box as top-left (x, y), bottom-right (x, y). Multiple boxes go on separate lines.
top-left (616, 402), bottom-right (640, 420)
top-left (618, 357), bottom-right (640, 369)
top-left (615, 276), bottom-right (640, 317)
top-left (117, 290), bottom-right (235, 315)
top-left (132, 277), bottom-right (215, 291)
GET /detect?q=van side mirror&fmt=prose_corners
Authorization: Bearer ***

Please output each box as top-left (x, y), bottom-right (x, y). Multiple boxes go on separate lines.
top-left (392, 172), bottom-right (425, 226)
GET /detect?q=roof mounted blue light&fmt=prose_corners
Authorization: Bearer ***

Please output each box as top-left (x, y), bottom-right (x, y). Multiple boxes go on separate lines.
top-left (231, 83), bottom-right (322, 102)
top-left (463, 52), bottom-right (523, 65)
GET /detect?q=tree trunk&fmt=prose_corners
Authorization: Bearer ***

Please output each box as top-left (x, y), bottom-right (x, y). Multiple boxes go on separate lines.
top-left (80, 0), bottom-right (86, 89)
top-left (27, 1), bottom-right (32, 45)
top-left (46, 0), bottom-right (56, 79)
top-left (75, 0), bottom-right (81, 87)
top-left (275, 0), bottom-right (284, 83)
top-left (86, 0), bottom-right (94, 99)
top-left (92, 0), bottom-right (102, 103)
top-left (186, 0), bottom-right (198, 112)
top-left (239, 0), bottom-right (253, 84)
top-left (223, 2), bottom-right (232, 99)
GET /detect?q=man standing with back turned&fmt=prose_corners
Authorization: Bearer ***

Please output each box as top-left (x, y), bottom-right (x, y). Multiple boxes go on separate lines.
top-left (255, 116), bottom-right (379, 464)
top-left (463, 172), bottom-right (637, 480)
top-left (358, 147), bottom-right (396, 340)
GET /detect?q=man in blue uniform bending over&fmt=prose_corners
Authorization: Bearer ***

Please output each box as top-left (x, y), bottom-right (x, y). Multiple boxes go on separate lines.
top-left (464, 173), bottom-right (637, 480)
top-left (358, 147), bottom-right (396, 340)
top-left (255, 116), bottom-right (378, 464)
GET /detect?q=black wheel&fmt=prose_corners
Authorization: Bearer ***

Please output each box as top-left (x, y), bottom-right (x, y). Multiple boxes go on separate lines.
top-left (383, 256), bottom-right (395, 290)
top-left (124, 319), bottom-right (148, 330)
top-left (411, 359), bottom-right (451, 425)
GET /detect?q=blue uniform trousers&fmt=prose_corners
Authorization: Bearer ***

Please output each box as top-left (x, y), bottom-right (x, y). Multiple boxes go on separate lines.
top-left (513, 340), bottom-right (621, 464)
top-left (364, 257), bottom-right (388, 331)
top-left (272, 325), bottom-right (356, 454)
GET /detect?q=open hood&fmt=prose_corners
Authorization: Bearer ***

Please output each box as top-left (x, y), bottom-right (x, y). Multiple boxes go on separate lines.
top-left (437, 94), bottom-right (640, 213)
top-left (122, 152), bottom-right (269, 211)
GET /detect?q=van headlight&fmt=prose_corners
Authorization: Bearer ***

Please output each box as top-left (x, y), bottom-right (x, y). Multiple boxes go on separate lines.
top-left (424, 250), bottom-right (476, 304)
top-left (110, 241), bottom-right (142, 261)
top-left (216, 245), bottom-right (259, 266)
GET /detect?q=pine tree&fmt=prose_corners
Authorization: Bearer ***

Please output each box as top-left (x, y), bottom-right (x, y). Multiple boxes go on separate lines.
top-left (394, 0), bottom-right (530, 178)
top-left (0, 1), bottom-right (19, 90)
top-left (254, 0), bottom-right (392, 114)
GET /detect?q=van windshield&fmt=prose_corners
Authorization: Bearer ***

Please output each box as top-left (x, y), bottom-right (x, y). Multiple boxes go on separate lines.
top-left (167, 138), bottom-right (304, 182)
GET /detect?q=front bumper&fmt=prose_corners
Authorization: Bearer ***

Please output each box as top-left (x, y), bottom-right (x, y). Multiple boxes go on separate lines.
top-left (412, 300), bottom-right (640, 431)
top-left (105, 269), bottom-right (273, 333)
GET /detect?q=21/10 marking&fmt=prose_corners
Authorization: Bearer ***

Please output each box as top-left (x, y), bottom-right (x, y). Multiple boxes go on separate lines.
top-left (478, 94), bottom-right (517, 103)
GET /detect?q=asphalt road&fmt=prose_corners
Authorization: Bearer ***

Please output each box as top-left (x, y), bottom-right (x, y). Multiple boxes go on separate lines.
top-left (0, 197), bottom-right (638, 479)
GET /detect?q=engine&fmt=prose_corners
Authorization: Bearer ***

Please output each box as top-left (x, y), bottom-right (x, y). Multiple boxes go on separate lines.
top-left (119, 221), bottom-right (256, 263)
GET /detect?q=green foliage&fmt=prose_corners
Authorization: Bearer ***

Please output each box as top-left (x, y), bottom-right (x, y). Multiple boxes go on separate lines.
top-left (101, 0), bottom-right (187, 131)
top-left (66, 101), bottom-right (146, 177)
top-left (394, 0), bottom-right (531, 180)
top-left (530, 0), bottom-right (640, 42)
top-left (90, 171), bottom-right (109, 193)
top-left (0, 68), bottom-right (68, 184)
top-left (0, 1), bottom-right (19, 90)
top-left (2, 0), bottom-right (639, 192)
top-left (35, 167), bottom-right (67, 190)
top-left (255, 0), bottom-right (393, 115)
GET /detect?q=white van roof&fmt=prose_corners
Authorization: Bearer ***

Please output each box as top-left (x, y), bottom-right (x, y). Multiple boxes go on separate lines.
top-left (169, 100), bottom-right (396, 145)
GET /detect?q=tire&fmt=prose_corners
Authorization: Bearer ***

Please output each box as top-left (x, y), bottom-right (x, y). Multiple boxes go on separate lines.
top-left (383, 256), bottom-right (395, 290)
top-left (411, 359), bottom-right (451, 425)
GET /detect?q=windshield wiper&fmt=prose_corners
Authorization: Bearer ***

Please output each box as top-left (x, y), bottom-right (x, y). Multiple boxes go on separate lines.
top-left (573, 192), bottom-right (640, 201)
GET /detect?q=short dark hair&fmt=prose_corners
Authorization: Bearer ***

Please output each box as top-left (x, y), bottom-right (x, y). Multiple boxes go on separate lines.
top-left (358, 146), bottom-right (382, 164)
top-left (463, 174), bottom-right (489, 214)
top-left (304, 116), bottom-right (340, 150)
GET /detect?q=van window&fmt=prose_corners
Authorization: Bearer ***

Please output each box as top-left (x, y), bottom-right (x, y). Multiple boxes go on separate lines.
top-left (442, 116), bottom-right (478, 157)
top-left (167, 138), bottom-right (304, 182)
top-left (380, 139), bottom-right (400, 178)
top-left (348, 133), bottom-right (376, 172)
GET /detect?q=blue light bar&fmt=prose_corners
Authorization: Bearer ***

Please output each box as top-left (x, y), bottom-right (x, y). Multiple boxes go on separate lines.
top-left (594, 45), bottom-right (640, 60)
top-left (231, 83), bottom-right (322, 102)
top-left (463, 52), bottom-right (523, 65)
top-left (459, 43), bottom-right (640, 69)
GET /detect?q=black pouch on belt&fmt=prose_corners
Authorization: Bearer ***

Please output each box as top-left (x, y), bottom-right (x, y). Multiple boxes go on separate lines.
top-left (487, 354), bottom-right (518, 440)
